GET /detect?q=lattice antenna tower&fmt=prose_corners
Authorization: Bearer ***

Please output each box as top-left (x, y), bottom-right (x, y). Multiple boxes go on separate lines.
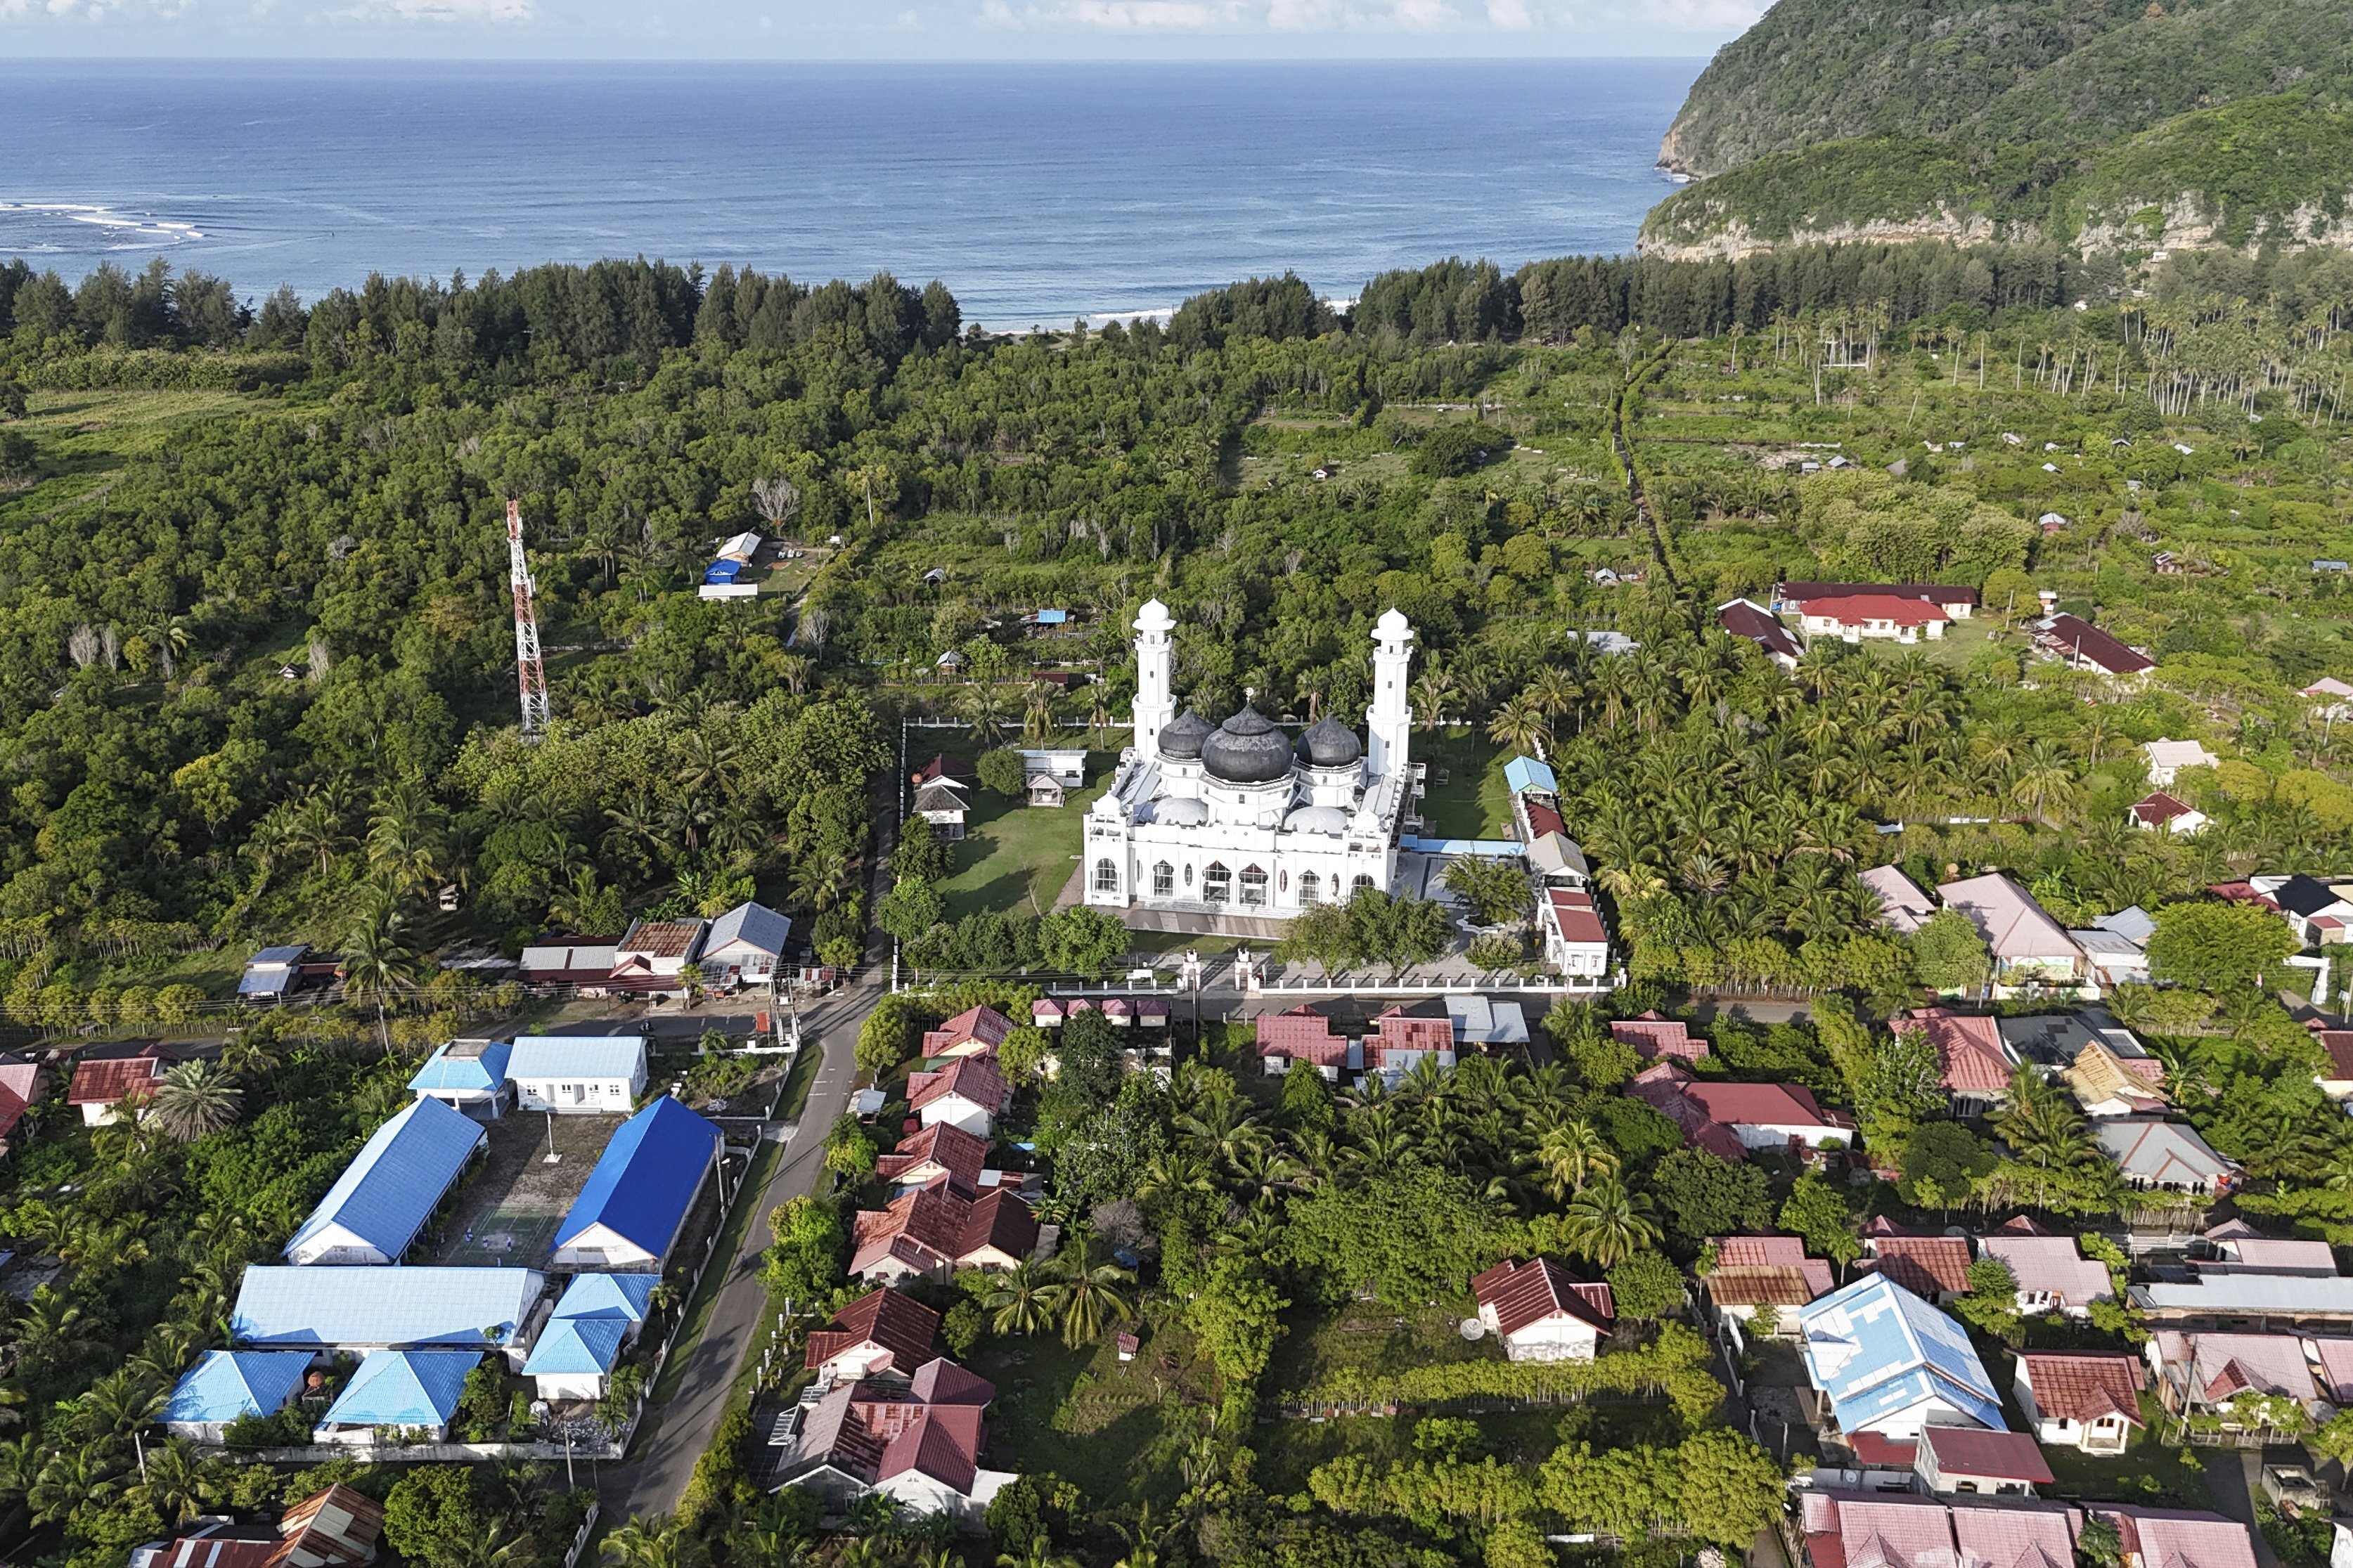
top-left (507, 499), bottom-right (550, 739)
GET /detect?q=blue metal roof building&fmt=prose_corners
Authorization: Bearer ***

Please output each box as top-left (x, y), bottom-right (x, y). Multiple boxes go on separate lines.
top-left (507, 1035), bottom-right (647, 1085)
top-left (239, 945), bottom-right (310, 998)
top-left (550, 1271), bottom-right (658, 1323)
top-left (316, 1349), bottom-right (479, 1436)
top-left (1502, 756), bottom-right (1559, 796)
top-left (522, 1318), bottom-right (630, 1382)
top-left (552, 1097), bottom-right (723, 1271)
top-left (408, 1039), bottom-right (515, 1114)
top-left (283, 1097), bottom-right (487, 1266)
top-left (162, 1349), bottom-right (312, 1436)
top-left (233, 1266), bottom-right (546, 1362)
top-left (1798, 1273), bottom-right (2005, 1438)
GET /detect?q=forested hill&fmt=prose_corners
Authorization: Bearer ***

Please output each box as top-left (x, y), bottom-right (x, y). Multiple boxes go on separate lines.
top-left (1645, 0), bottom-right (2353, 259)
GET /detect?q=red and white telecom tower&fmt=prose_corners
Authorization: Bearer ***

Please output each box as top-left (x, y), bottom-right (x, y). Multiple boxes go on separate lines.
top-left (506, 499), bottom-right (550, 738)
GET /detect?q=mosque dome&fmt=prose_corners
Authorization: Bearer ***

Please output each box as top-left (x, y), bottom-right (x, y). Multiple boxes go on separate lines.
top-left (1294, 714), bottom-right (1364, 768)
top-left (1147, 797), bottom-right (1210, 827)
top-left (1201, 705), bottom-right (1294, 784)
top-left (1282, 805), bottom-right (1350, 836)
top-left (1157, 708), bottom-right (1213, 762)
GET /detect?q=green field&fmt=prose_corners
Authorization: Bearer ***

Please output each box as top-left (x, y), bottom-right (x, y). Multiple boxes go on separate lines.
top-left (2, 389), bottom-right (260, 524)
top-left (931, 747), bottom-right (1116, 922)
top-left (1414, 727), bottom-right (1513, 840)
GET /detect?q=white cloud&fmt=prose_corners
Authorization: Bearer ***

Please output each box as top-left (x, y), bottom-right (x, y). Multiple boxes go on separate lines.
top-left (1385, 0), bottom-right (1455, 24)
top-left (354, 0), bottom-right (531, 20)
top-left (1485, 0), bottom-right (1533, 25)
top-left (1262, 0), bottom-right (1348, 24)
top-left (1066, 0), bottom-right (1222, 25)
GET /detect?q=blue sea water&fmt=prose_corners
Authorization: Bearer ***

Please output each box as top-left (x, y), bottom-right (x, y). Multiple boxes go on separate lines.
top-left (0, 58), bottom-right (1701, 330)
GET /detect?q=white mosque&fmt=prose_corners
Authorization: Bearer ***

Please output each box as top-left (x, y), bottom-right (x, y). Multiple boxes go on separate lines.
top-left (1081, 600), bottom-right (1418, 924)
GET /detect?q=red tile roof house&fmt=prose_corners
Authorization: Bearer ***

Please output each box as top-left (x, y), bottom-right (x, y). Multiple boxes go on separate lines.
top-left (0, 1051), bottom-right (46, 1153)
top-left (1859, 1218), bottom-right (1974, 1302)
top-left (1365, 1006), bottom-right (1456, 1076)
top-left (1540, 888), bottom-right (1613, 980)
top-left (1611, 1012), bottom-right (1707, 1064)
top-left (2128, 791), bottom-right (2209, 836)
top-left (875, 1122), bottom-right (991, 1195)
top-left (905, 1056), bottom-right (1013, 1139)
top-left (1974, 1222), bottom-right (2116, 1317)
top-left (1891, 1009), bottom-right (2018, 1114)
top-left (2312, 1025), bottom-right (2353, 1102)
top-left (1628, 1061), bottom-right (1856, 1162)
top-left (851, 1187), bottom-right (1040, 1285)
top-left (772, 1359), bottom-right (1011, 1523)
top-left (921, 1006), bottom-right (1013, 1061)
top-left (2145, 1330), bottom-right (2323, 1425)
top-left (2198, 1219), bottom-right (2339, 1277)
top-left (806, 1289), bottom-right (942, 1382)
top-left (1914, 1425), bottom-right (2054, 1497)
top-left (2015, 1351), bottom-right (2145, 1453)
top-left (67, 1043), bottom-right (179, 1127)
top-left (1470, 1259), bottom-right (1616, 1361)
top-left (1256, 1006), bottom-right (1351, 1077)
top-left (1703, 1236), bottom-right (1836, 1329)
top-left (2096, 1507), bottom-right (2261, 1568)
top-left (1796, 592), bottom-right (1952, 644)
top-left (1797, 1490), bottom-right (2081, 1568)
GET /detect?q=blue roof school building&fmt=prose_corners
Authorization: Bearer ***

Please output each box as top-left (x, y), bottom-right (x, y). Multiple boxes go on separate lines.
top-left (232, 1266), bottom-right (548, 1370)
top-left (283, 1097), bottom-right (486, 1266)
top-left (552, 1096), bottom-right (723, 1272)
top-left (506, 1035), bottom-right (648, 1115)
top-left (521, 1271), bottom-right (658, 1399)
top-left (407, 1038), bottom-right (516, 1117)
top-left (162, 1349), bottom-right (313, 1441)
top-left (315, 1349), bottom-right (480, 1442)
top-left (1799, 1272), bottom-right (2006, 1439)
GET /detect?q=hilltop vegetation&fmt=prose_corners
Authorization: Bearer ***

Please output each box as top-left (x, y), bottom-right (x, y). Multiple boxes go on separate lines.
top-left (1646, 0), bottom-right (2353, 258)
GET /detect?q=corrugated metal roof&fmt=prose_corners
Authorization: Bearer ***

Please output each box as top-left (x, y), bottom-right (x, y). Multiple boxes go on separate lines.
top-left (555, 1096), bottom-right (721, 1257)
top-left (520, 1317), bottom-right (628, 1376)
top-left (1799, 1273), bottom-right (2005, 1434)
top-left (704, 900), bottom-right (792, 958)
top-left (507, 1035), bottom-right (647, 1083)
top-left (408, 1039), bottom-right (512, 1095)
top-left (285, 1097), bottom-right (486, 1262)
top-left (233, 1266), bottom-right (545, 1348)
top-left (165, 1349), bottom-right (312, 1424)
top-left (319, 1350), bottom-right (477, 1427)
top-left (550, 1272), bottom-right (657, 1323)
top-left (1503, 756), bottom-right (1557, 796)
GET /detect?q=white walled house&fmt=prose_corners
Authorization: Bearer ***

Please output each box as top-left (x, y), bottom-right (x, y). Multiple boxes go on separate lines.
top-left (2015, 1352), bottom-right (2144, 1454)
top-left (1470, 1259), bottom-right (1616, 1362)
top-left (700, 901), bottom-right (792, 991)
top-left (506, 1035), bottom-right (648, 1115)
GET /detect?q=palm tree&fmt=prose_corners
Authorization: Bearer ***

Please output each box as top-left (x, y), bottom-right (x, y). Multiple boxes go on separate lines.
top-left (1043, 1258), bottom-right (1137, 1346)
top-left (1533, 1120), bottom-right (1618, 1200)
top-left (1488, 693), bottom-right (1549, 757)
top-left (283, 791), bottom-right (349, 876)
top-left (128, 1434), bottom-right (205, 1526)
top-left (789, 845), bottom-right (853, 913)
top-left (1559, 1175), bottom-right (1660, 1268)
top-left (998, 1538), bottom-right (1079, 1568)
top-left (960, 682), bottom-right (1006, 746)
top-left (341, 894), bottom-right (424, 1056)
top-left (602, 1515), bottom-right (697, 1568)
top-left (1022, 682), bottom-right (1059, 743)
top-left (150, 1059), bottom-right (243, 1142)
top-left (984, 1262), bottom-right (1057, 1335)
top-left (367, 780), bottom-right (447, 895)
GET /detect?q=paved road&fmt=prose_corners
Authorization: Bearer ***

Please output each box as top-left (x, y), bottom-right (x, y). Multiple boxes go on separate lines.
top-left (596, 968), bottom-right (874, 1522)
top-left (2207, 1451), bottom-right (2287, 1568)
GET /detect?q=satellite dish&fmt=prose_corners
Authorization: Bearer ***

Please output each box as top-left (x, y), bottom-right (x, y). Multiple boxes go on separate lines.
top-left (1459, 1317), bottom-right (1488, 1341)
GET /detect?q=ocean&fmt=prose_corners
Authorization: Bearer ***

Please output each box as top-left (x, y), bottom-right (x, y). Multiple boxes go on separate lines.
top-left (0, 58), bottom-right (1701, 330)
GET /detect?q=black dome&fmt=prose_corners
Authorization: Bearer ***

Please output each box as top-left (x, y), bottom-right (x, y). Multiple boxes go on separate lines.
top-left (1158, 708), bottom-right (1213, 761)
top-left (1295, 714), bottom-right (1364, 767)
top-left (1203, 705), bottom-right (1294, 784)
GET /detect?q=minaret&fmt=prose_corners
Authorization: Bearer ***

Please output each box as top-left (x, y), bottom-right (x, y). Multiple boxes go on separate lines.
top-left (1366, 607), bottom-right (1413, 779)
top-left (1132, 598), bottom-right (1176, 761)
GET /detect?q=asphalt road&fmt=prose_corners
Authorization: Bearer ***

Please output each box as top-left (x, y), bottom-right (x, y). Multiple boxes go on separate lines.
top-left (596, 966), bottom-right (873, 1521)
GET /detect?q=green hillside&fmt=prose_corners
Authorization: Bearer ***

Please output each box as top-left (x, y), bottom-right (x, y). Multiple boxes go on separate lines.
top-left (1651, 0), bottom-right (2353, 256)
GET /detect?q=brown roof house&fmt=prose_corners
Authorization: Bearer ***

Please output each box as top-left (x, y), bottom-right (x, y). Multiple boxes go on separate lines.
top-left (1703, 1236), bottom-right (1836, 1331)
top-left (921, 1006), bottom-right (1014, 1061)
top-left (806, 1290), bottom-right (943, 1382)
top-left (1469, 1259), bottom-right (1616, 1361)
top-left (875, 1122), bottom-right (991, 1194)
top-left (906, 1056), bottom-right (1014, 1139)
top-left (771, 1359), bottom-right (1010, 1523)
top-left (0, 1051), bottom-right (46, 1152)
top-left (67, 1043), bottom-right (180, 1127)
top-left (850, 1187), bottom-right (1039, 1285)
top-left (1891, 1009), bottom-right (2018, 1113)
top-left (1859, 1218), bottom-right (1974, 1302)
top-left (2014, 1351), bottom-right (2144, 1453)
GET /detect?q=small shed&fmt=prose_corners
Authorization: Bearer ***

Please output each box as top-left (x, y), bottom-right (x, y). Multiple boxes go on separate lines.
top-left (1026, 773), bottom-right (1066, 808)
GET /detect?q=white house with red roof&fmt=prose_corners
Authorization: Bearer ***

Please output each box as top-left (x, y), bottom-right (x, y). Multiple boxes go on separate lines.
top-left (1629, 1060), bottom-right (1856, 1160)
top-left (1796, 593), bottom-right (1950, 644)
top-left (1797, 1490), bottom-right (2080, 1568)
top-left (1364, 1004), bottom-right (1456, 1079)
top-left (2312, 1025), bottom-right (2353, 1101)
top-left (1611, 1012), bottom-right (1706, 1063)
top-left (1935, 874), bottom-right (2084, 985)
top-left (906, 1056), bottom-right (1013, 1139)
top-left (1469, 1258), bottom-right (1616, 1361)
top-left (2129, 791), bottom-right (2207, 836)
top-left (1718, 598), bottom-right (1803, 668)
top-left (850, 1187), bottom-right (1040, 1285)
top-left (1890, 1009), bottom-right (2017, 1113)
top-left (772, 1357), bottom-right (1011, 1522)
top-left (921, 1006), bottom-right (1014, 1061)
top-left (67, 1043), bottom-right (179, 1127)
top-left (1256, 1005), bottom-right (1352, 1076)
top-left (2100, 1507), bottom-right (2259, 1568)
top-left (875, 1122), bottom-right (991, 1195)
top-left (1702, 1235), bottom-right (1836, 1328)
top-left (2015, 1351), bottom-right (2144, 1453)
top-left (1975, 1220), bottom-right (2115, 1317)
top-left (1540, 888), bottom-right (1612, 980)
top-left (804, 1290), bottom-right (941, 1382)
top-left (1914, 1425), bottom-right (2053, 1497)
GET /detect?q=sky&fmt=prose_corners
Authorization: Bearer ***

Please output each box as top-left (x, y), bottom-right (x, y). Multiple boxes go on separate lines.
top-left (0, 0), bottom-right (1758, 59)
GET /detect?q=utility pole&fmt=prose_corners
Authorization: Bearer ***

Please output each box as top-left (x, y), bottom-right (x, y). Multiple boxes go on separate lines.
top-left (508, 499), bottom-right (550, 739)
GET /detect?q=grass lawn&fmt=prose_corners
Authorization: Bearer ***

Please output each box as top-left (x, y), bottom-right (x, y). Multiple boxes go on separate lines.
top-left (1264, 1300), bottom-right (1493, 1398)
top-left (1414, 727), bottom-right (1511, 840)
top-left (2036, 1421), bottom-right (2210, 1507)
top-left (3, 390), bottom-right (259, 524)
top-left (966, 1318), bottom-right (1217, 1508)
top-left (934, 752), bottom-right (1116, 922)
top-left (649, 1135), bottom-right (784, 1407)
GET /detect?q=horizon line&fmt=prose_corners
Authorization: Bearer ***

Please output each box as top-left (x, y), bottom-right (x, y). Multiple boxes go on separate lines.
top-left (0, 51), bottom-right (1714, 65)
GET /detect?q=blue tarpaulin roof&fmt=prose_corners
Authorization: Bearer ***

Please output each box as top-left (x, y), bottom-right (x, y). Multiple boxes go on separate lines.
top-left (507, 1035), bottom-right (646, 1083)
top-left (556, 1096), bottom-right (721, 1258)
top-left (1798, 1273), bottom-right (2004, 1434)
top-left (165, 1349), bottom-right (312, 1425)
top-left (233, 1266), bottom-right (545, 1349)
top-left (1036, 609), bottom-right (1069, 624)
top-left (1503, 756), bottom-right (1558, 796)
top-left (284, 1097), bottom-right (486, 1262)
top-left (550, 1271), bottom-right (657, 1323)
top-left (521, 1316), bottom-right (629, 1376)
top-left (704, 560), bottom-right (744, 583)
top-left (408, 1039), bottom-right (513, 1096)
top-left (319, 1349), bottom-right (478, 1428)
